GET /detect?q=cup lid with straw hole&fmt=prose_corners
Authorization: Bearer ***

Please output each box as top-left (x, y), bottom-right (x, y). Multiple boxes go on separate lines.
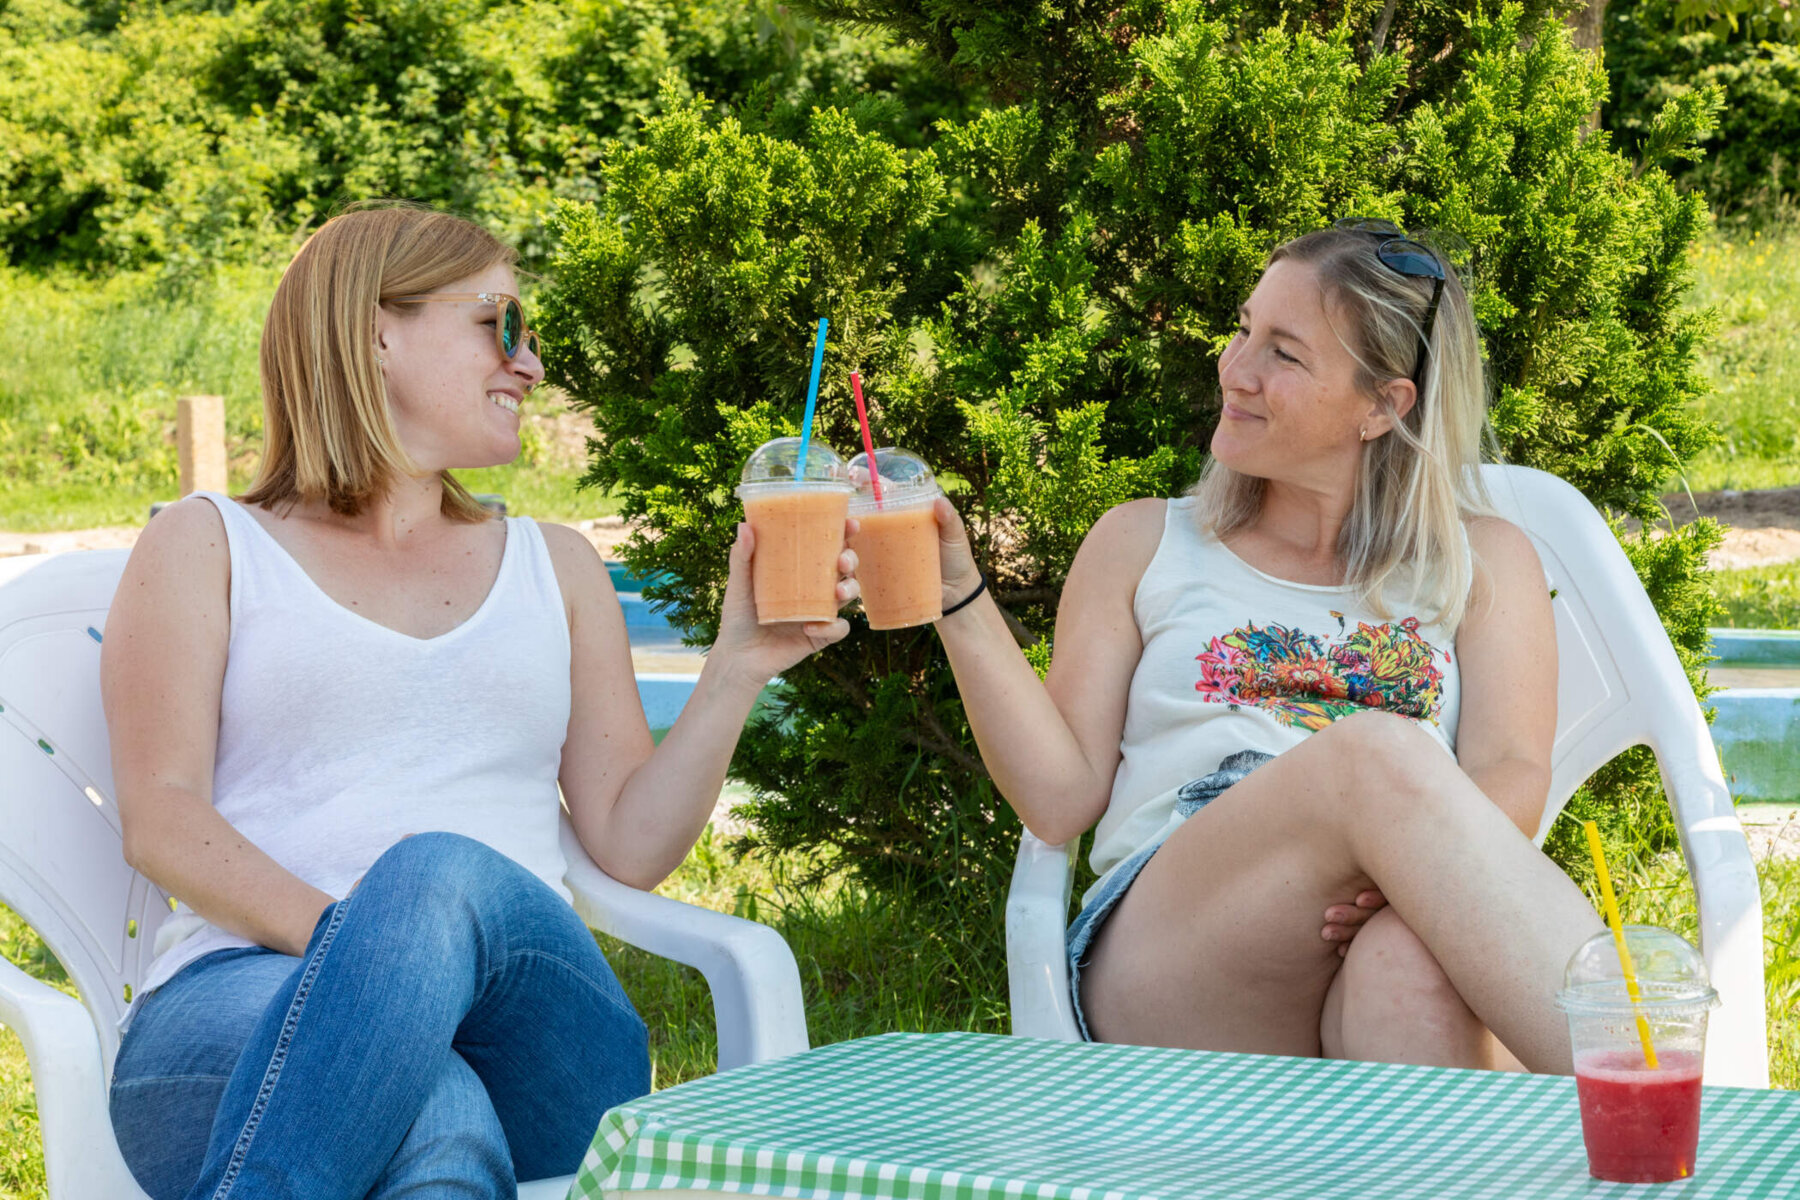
top-left (737, 437), bottom-right (851, 493)
top-left (848, 448), bottom-right (941, 512)
top-left (1556, 926), bottom-right (1718, 1015)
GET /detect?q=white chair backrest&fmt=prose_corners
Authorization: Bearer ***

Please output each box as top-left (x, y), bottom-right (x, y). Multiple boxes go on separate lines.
top-left (1480, 465), bottom-right (1713, 842)
top-left (0, 550), bottom-right (170, 1073)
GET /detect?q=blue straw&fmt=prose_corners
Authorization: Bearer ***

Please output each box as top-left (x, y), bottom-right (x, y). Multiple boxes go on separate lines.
top-left (796, 317), bottom-right (828, 480)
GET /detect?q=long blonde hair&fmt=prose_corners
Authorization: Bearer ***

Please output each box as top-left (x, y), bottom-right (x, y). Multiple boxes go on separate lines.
top-left (241, 202), bottom-right (516, 521)
top-left (1191, 227), bottom-right (1493, 628)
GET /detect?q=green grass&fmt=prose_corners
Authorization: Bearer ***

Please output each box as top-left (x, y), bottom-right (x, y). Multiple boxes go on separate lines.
top-left (0, 263), bottom-right (276, 529)
top-left (1610, 848), bottom-right (1800, 1093)
top-left (1, 830), bottom-right (1793, 1193)
top-left (1680, 222), bottom-right (1800, 494)
top-left (1710, 561), bottom-right (1800, 628)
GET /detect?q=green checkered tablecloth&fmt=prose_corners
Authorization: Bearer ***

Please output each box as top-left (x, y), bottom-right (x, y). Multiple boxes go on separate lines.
top-left (569, 1031), bottom-right (1798, 1200)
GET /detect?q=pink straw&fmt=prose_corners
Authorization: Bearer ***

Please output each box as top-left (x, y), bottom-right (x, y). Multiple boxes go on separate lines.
top-left (850, 371), bottom-right (884, 508)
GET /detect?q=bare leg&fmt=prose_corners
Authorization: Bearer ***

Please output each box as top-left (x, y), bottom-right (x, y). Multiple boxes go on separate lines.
top-left (1081, 711), bottom-right (1602, 1073)
top-left (1320, 909), bottom-right (1500, 1069)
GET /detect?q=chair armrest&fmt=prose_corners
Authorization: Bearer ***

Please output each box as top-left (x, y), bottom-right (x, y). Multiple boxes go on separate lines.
top-left (0, 955), bottom-right (145, 1198)
top-left (1005, 831), bottom-right (1082, 1042)
top-left (1656, 720), bottom-right (1770, 1089)
top-left (559, 824), bottom-right (808, 1072)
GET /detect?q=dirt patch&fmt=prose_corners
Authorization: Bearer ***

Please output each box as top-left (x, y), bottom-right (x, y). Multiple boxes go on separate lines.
top-left (1664, 486), bottom-right (1800, 533)
top-left (1628, 487), bottom-right (1800, 571)
top-left (0, 526), bottom-right (141, 557)
top-left (1740, 806), bottom-right (1800, 861)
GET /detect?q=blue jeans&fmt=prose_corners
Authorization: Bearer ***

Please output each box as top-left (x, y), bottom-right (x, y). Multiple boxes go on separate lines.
top-left (109, 832), bottom-right (652, 1199)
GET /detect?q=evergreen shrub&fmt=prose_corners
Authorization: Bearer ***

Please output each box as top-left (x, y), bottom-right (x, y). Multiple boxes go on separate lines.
top-left (546, 0), bottom-right (1724, 926)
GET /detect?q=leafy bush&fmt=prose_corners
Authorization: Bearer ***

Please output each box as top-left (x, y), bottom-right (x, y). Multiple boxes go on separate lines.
top-left (0, 0), bottom-right (974, 272)
top-left (546, 0), bottom-right (1722, 925)
top-left (0, 1), bottom-right (301, 271)
top-left (1607, 0), bottom-right (1800, 215)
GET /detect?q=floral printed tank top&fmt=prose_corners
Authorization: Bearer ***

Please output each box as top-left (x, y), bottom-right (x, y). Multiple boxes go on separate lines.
top-left (1088, 496), bottom-right (1464, 891)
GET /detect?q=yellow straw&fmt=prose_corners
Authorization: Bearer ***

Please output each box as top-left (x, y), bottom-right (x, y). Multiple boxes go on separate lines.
top-left (1583, 820), bottom-right (1660, 1069)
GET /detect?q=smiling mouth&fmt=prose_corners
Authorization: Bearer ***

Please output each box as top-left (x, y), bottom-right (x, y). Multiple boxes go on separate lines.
top-left (488, 392), bottom-right (520, 415)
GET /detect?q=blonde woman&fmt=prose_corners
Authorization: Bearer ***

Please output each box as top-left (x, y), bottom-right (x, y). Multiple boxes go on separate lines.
top-left (930, 222), bottom-right (1604, 1071)
top-left (100, 205), bottom-right (859, 1198)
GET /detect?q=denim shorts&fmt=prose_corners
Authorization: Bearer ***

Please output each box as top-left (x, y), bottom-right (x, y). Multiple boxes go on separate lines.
top-left (1064, 749), bottom-right (1273, 1040)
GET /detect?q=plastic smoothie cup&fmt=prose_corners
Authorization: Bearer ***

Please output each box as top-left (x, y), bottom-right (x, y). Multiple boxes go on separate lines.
top-left (846, 448), bottom-right (943, 630)
top-left (1556, 925), bottom-right (1718, 1183)
top-left (737, 437), bottom-right (853, 625)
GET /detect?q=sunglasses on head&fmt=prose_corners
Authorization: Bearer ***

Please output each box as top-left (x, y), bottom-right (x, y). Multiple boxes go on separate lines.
top-left (1332, 218), bottom-right (1446, 392)
top-left (388, 292), bottom-right (541, 362)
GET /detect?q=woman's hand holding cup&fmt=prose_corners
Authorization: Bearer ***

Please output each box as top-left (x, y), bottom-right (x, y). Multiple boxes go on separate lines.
top-left (932, 496), bottom-right (984, 618)
top-left (711, 519), bottom-right (860, 689)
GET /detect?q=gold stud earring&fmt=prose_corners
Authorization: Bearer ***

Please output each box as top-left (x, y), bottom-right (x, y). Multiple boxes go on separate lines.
top-left (1359, 428), bottom-right (1368, 441)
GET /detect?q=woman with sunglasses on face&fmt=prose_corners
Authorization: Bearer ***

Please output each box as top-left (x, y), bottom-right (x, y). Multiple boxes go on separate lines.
top-left (928, 223), bottom-right (1604, 1072)
top-left (99, 204), bottom-right (859, 1199)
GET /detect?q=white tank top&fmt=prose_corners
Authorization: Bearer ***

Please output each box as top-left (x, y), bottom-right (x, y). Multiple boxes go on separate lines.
top-left (140, 493), bottom-right (573, 996)
top-left (1087, 496), bottom-right (1464, 899)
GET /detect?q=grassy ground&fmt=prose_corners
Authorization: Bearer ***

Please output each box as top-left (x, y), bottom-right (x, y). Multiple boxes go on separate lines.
top-left (1, 826), bottom-right (1793, 1196)
top-left (1711, 560), bottom-right (1800, 628)
top-left (1682, 222), bottom-right (1800, 493)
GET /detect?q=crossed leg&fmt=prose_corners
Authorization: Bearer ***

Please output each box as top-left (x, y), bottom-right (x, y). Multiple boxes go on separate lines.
top-left (1320, 908), bottom-right (1520, 1070)
top-left (1080, 711), bottom-right (1601, 1073)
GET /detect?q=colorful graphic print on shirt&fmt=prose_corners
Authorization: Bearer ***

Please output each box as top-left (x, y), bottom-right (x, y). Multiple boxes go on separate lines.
top-left (1194, 611), bottom-right (1448, 731)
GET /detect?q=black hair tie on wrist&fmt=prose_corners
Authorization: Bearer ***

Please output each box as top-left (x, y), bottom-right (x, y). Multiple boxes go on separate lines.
top-left (940, 572), bottom-right (988, 618)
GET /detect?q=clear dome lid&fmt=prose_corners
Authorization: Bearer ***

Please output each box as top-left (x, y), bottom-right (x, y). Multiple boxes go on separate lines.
top-left (737, 436), bottom-right (851, 491)
top-left (848, 447), bottom-right (941, 512)
top-left (1556, 925), bottom-right (1718, 1015)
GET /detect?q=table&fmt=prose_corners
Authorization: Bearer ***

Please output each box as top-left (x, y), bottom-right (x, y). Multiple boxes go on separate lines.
top-left (570, 1032), bottom-right (1799, 1199)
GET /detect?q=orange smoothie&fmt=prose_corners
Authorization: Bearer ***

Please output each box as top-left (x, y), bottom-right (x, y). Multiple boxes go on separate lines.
top-left (742, 486), bottom-right (850, 624)
top-left (847, 501), bottom-right (941, 628)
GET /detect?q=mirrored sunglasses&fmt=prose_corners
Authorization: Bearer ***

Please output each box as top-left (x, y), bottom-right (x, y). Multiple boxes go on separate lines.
top-left (387, 292), bottom-right (541, 361)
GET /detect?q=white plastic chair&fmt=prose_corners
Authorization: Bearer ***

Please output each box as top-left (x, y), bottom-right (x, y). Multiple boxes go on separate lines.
top-left (0, 548), bottom-right (810, 1200)
top-left (1006, 464), bottom-right (1770, 1088)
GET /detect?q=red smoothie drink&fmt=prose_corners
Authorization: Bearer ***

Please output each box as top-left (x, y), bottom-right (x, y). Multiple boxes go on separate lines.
top-left (1575, 1048), bottom-right (1704, 1183)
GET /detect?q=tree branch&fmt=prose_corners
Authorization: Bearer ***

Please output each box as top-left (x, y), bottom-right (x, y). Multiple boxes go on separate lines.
top-left (1371, 0), bottom-right (1398, 57)
top-left (915, 704), bottom-right (991, 778)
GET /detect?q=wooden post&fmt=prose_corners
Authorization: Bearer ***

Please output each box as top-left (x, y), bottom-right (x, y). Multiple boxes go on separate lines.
top-left (176, 395), bottom-right (228, 497)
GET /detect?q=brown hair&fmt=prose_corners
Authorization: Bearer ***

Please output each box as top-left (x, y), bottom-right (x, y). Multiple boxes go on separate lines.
top-left (1190, 227), bottom-right (1493, 628)
top-left (241, 202), bottom-right (517, 521)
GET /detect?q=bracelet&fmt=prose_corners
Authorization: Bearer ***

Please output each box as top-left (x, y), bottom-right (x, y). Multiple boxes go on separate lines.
top-left (940, 572), bottom-right (988, 618)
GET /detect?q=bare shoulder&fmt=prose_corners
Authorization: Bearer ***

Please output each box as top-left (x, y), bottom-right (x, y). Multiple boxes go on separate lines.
top-left (536, 520), bottom-right (602, 565)
top-left (1464, 515), bottom-right (1550, 623)
top-left (1079, 497), bottom-right (1167, 567)
top-left (1061, 497), bottom-right (1167, 613)
top-left (1467, 515), bottom-right (1545, 587)
top-left (107, 497), bottom-right (230, 665)
top-left (126, 495), bottom-right (230, 582)
top-left (534, 521), bottom-right (614, 607)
